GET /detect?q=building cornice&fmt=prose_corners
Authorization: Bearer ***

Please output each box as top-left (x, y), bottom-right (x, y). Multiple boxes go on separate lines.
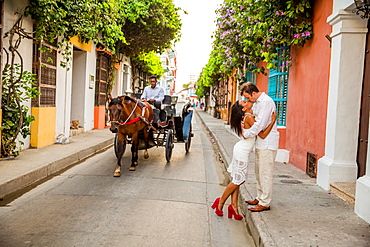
top-left (327, 9), bottom-right (368, 39)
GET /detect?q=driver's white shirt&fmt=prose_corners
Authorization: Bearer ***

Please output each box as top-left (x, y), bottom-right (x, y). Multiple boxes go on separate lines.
top-left (141, 85), bottom-right (164, 102)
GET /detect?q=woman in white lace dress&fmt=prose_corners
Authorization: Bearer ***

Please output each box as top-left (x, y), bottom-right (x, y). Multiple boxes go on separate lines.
top-left (211, 100), bottom-right (276, 220)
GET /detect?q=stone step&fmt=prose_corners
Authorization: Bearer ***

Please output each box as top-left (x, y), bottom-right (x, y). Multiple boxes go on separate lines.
top-left (330, 182), bottom-right (356, 205)
top-left (70, 127), bottom-right (84, 137)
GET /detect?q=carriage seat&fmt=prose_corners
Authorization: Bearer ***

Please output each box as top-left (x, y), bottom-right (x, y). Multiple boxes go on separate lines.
top-left (153, 108), bottom-right (167, 123)
top-left (151, 95), bottom-right (178, 123)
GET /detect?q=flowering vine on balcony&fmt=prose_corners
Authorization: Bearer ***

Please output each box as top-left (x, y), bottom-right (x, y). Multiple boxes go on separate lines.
top-left (196, 0), bottom-right (313, 97)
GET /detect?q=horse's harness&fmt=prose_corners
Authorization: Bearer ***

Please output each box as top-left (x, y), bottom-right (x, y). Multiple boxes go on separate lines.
top-left (110, 97), bottom-right (154, 129)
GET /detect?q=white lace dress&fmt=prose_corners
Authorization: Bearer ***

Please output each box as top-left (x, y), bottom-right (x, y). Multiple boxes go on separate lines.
top-left (227, 115), bottom-right (256, 185)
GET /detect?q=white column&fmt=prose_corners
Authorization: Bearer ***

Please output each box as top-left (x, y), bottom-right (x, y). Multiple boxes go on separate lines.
top-left (124, 63), bottom-right (132, 94)
top-left (317, 10), bottom-right (368, 190)
top-left (56, 43), bottom-right (73, 138)
top-left (84, 45), bottom-right (97, 131)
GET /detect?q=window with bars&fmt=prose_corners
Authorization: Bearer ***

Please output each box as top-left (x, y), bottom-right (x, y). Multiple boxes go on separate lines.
top-left (268, 46), bottom-right (289, 126)
top-left (32, 38), bottom-right (57, 107)
top-left (245, 67), bottom-right (256, 85)
top-left (245, 71), bottom-right (256, 84)
top-left (95, 52), bottom-right (111, 106)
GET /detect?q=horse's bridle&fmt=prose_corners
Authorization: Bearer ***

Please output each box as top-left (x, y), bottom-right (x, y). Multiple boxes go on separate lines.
top-left (111, 99), bottom-right (141, 126)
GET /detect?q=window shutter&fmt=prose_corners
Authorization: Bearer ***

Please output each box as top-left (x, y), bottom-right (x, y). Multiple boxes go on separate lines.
top-left (268, 46), bottom-right (289, 126)
top-left (32, 38), bottom-right (57, 107)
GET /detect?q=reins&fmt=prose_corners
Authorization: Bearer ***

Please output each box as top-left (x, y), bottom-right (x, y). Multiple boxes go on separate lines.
top-left (120, 100), bottom-right (139, 125)
top-left (110, 97), bottom-right (156, 131)
top-left (110, 99), bottom-right (143, 126)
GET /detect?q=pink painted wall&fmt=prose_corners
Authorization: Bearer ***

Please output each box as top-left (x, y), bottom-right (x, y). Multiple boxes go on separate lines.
top-left (285, 0), bottom-right (332, 171)
top-left (256, 62), bottom-right (286, 149)
top-left (256, 62), bottom-right (269, 93)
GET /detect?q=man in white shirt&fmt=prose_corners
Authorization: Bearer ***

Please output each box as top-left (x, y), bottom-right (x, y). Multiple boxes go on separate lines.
top-left (141, 75), bottom-right (165, 109)
top-left (241, 82), bottom-right (279, 212)
top-left (141, 75), bottom-right (165, 123)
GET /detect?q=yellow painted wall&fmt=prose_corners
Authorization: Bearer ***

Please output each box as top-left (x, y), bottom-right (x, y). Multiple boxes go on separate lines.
top-left (70, 36), bottom-right (92, 53)
top-left (30, 107), bottom-right (56, 148)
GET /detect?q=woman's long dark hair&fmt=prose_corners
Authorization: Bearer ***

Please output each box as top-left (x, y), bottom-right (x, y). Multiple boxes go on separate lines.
top-left (230, 101), bottom-right (244, 137)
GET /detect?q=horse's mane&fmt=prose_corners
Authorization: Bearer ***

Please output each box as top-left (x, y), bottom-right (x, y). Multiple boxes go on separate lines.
top-left (123, 95), bottom-right (137, 103)
top-left (109, 95), bottom-right (137, 106)
top-left (109, 95), bottom-right (147, 110)
top-left (123, 95), bottom-right (147, 109)
top-left (109, 97), bottom-right (123, 106)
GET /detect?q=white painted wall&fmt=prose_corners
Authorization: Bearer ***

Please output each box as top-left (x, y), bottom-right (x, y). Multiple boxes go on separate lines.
top-left (70, 46), bottom-right (96, 131)
top-left (112, 65), bottom-right (121, 97)
top-left (55, 44), bottom-right (73, 139)
top-left (355, 113), bottom-right (370, 223)
top-left (335, 0), bottom-right (354, 11)
top-left (3, 0), bottom-right (33, 149)
top-left (71, 50), bottom-right (87, 129)
top-left (123, 61), bottom-right (132, 94)
top-left (84, 46), bottom-right (96, 130)
top-left (111, 56), bottom-right (132, 98)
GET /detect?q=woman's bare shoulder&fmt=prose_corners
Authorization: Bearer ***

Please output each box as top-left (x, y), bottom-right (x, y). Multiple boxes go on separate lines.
top-left (244, 114), bottom-right (254, 121)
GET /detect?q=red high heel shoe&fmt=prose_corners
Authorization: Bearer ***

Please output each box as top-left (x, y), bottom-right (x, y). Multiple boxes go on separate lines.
top-left (228, 205), bottom-right (243, 220)
top-left (211, 198), bottom-right (223, 216)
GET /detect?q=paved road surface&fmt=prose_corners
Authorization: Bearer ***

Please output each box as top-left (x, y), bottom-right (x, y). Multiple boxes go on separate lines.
top-left (0, 113), bottom-right (255, 247)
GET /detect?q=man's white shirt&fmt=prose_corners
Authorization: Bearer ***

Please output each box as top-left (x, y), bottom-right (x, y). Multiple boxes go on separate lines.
top-left (141, 85), bottom-right (165, 102)
top-left (242, 92), bottom-right (279, 150)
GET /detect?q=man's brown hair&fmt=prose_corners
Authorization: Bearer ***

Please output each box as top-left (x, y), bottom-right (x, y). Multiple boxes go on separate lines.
top-left (239, 82), bottom-right (259, 96)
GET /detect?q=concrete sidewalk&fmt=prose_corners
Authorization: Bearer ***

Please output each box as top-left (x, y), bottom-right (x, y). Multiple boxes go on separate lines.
top-left (0, 128), bottom-right (114, 201)
top-left (195, 109), bottom-right (370, 247)
top-left (0, 111), bottom-right (369, 246)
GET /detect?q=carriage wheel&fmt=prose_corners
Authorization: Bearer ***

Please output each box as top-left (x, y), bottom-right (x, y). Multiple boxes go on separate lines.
top-left (165, 129), bottom-right (174, 162)
top-left (185, 125), bottom-right (193, 153)
top-left (114, 134), bottom-right (126, 159)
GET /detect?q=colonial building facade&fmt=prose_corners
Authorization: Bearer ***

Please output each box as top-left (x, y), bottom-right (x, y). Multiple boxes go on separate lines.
top-left (207, 0), bottom-right (370, 223)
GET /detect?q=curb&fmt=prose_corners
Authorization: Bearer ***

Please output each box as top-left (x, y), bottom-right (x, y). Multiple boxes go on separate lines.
top-left (195, 110), bottom-right (274, 247)
top-left (0, 138), bottom-right (113, 200)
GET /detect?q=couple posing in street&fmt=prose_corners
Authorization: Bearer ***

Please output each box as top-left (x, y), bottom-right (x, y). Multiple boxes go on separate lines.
top-left (211, 82), bottom-right (279, 220)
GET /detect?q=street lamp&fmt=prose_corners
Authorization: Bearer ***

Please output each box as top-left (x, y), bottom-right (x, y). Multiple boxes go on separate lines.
top-left (353, 0), bottom-right (370, 18)
top-left (116, 51), bottom-right (125, 63)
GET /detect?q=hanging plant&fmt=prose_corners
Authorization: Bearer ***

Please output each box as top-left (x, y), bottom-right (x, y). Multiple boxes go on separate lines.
top-left (197, 0), bottom-right (312, 94)
top-left (1, 64), bottom-right (40, 157)
top-left (1, 14), bottom-right (41, 158)
top-left (212, 0), bottom-right (312, 74)
top-left (26, 0), bottom-right (182, 69)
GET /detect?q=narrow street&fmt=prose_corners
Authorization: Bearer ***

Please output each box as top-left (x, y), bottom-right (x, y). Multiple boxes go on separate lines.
top-left (0, 113), bottom-right (255, 247)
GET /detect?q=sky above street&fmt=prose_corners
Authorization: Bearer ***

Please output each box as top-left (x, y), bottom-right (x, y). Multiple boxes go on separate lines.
top-left (173, 0), bottom-right (224, 92)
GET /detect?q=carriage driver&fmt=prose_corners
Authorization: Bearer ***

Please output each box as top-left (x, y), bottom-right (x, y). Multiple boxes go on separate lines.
top-left (141, 75), bottom-right (165, 109)
top-left (141, 75), bottom-right (166, 123)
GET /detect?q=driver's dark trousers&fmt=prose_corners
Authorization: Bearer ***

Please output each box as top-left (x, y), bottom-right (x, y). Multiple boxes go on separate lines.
top-left (149, 101), bottom-right (166, 122)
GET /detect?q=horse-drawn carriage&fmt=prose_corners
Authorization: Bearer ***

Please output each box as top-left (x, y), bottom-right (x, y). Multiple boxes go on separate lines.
top-left (108, 94), bottom-right (194, 177)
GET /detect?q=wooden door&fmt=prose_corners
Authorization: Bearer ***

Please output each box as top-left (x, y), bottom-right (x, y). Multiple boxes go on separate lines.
top-left (357, 20), bottom-right (370, 178)
top-left (95, 52), bottom-right (110, 106)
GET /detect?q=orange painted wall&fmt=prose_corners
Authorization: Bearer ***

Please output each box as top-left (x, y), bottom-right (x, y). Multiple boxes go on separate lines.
top-left (285, 0), bottom-right (332, 171)
top-left (94, 106), bottom-right (106, 129)
top-left (256, 62), bottom-right (269, 93)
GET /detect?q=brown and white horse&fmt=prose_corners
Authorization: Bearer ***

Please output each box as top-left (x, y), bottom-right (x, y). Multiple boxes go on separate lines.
top-left (108, 95), bottom-right (154, 176)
